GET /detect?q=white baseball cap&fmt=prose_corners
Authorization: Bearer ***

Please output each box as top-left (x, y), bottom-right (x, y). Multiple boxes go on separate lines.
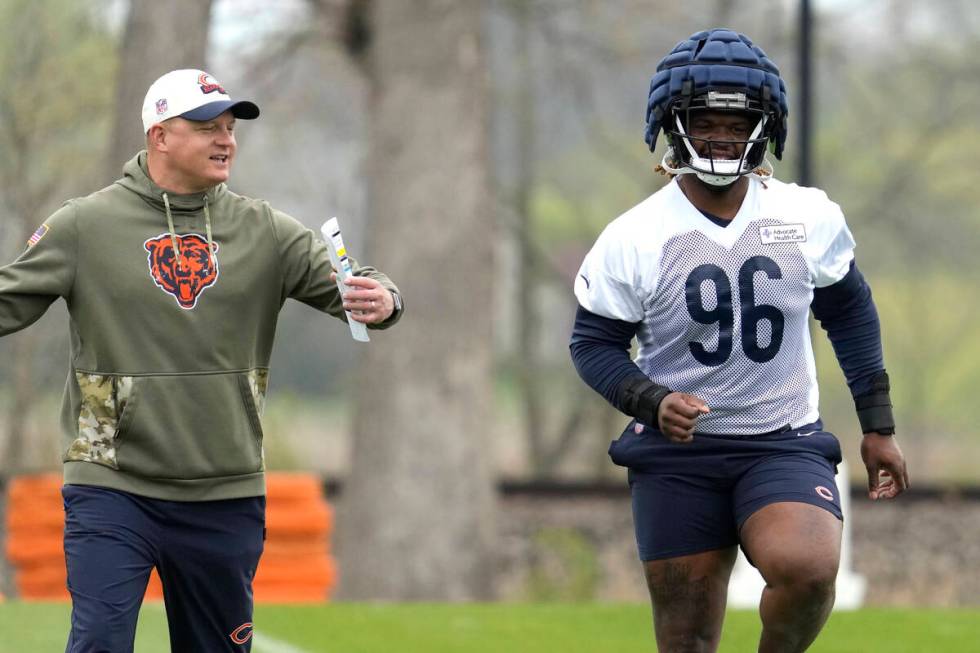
top-left (141, 69), bottom-right (260, 133)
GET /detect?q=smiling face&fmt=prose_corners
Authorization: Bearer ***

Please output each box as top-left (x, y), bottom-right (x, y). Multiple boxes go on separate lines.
top-left (147, 111), bottom-right (237, 193)
top-left (685, 110), bottom-right (754, 161)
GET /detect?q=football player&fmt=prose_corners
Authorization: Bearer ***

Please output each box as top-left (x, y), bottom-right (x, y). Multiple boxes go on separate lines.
top-left (570, 28), bottom-right (908, 652)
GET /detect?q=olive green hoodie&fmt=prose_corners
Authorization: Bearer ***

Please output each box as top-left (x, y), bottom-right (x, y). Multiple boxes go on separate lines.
top-left (0, 153), bottom-right (401, 501)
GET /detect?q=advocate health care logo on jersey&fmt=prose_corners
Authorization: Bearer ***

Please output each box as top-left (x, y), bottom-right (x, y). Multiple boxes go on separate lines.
top-left (759, 224), bottom-right (807, 244)
top-left (144, 233), bottom-right (219, 309)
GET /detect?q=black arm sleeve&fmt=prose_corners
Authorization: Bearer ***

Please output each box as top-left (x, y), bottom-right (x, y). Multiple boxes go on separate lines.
top-left (811, 261), bottom-right (883, 396)
top-left (569, 305), bottom-right (671, 424)
top-left (811, 261), bottom-right (894, 433)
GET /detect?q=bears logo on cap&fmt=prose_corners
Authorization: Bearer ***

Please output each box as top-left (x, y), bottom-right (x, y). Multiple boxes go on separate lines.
top-left (197, 72), bottom-right (226, 95)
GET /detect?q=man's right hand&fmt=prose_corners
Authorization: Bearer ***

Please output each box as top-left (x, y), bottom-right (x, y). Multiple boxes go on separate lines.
top-left (657, 392), bottom-right (710, 443)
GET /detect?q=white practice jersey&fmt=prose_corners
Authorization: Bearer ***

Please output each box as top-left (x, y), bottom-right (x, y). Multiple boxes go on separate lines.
top-left (574, 177), bottom-right (855, 435)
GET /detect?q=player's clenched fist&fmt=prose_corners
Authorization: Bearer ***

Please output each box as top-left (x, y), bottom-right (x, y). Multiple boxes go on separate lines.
top-left (657, 393), bottom-right (710, 443)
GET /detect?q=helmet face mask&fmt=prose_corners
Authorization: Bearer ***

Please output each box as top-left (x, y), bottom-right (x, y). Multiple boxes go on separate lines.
top-left (664, 91), bottom-right (774, 186)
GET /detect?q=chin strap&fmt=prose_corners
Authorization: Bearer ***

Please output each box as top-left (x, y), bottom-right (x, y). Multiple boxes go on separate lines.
top-left (656, 148), bottom-right (774, 187)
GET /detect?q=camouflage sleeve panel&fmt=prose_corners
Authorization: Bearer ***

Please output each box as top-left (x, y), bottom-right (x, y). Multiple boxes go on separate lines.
top-left (0, 201), bottom-right (78, 337)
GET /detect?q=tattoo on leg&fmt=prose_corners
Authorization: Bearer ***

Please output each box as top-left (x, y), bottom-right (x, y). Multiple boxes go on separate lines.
top-left (644, 559), bottom-right (730, 650)
top-left (648, 561), bottom-right (711, 613)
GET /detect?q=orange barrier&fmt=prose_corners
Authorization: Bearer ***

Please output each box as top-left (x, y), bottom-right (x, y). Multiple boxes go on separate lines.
top-left (3, 472), bottom-right (336, 602)
top-left (255, 473), bottom-right (336, 602)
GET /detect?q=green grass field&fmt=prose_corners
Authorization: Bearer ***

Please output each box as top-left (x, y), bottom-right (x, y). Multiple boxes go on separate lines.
top-left (0, 602), bottom-right (976, 652)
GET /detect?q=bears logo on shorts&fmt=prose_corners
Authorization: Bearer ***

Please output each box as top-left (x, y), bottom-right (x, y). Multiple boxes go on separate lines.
top-left (144, 233), bottom-right (219, 309)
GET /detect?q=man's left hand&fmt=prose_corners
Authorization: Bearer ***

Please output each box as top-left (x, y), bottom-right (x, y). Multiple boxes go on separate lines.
top-left (860, 432), bottom-right (910, 500)
top-left (332, 273), bottom-right (395, 324)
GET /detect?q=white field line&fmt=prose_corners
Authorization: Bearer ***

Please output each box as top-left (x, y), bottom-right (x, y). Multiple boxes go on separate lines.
top-left (144, 603), bottom-right (319, 653)
top-left (253, 630), bottom-right (318, 653)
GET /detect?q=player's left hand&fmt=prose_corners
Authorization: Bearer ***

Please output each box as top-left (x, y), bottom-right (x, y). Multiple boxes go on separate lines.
top-left (860, 432), bottom-right (909, 500)
top-left (332, 272), bottom-right (395, 324)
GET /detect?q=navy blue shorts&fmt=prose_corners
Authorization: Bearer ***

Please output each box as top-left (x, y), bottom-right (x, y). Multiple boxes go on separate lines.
top-left (609, 421), bottom-right (843, 562)
top-left (62, 484), bottom-right (265, 652)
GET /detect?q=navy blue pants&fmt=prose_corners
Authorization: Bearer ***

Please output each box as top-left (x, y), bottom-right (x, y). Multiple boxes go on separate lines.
top-left (62, 485), bottom-right (265, 653)
top-left (609, 421), bottom-right (843, 562)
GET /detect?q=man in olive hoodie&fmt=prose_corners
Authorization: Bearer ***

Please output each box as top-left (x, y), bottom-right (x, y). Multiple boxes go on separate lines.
top-left (0, 69), bottom-right (402, 652)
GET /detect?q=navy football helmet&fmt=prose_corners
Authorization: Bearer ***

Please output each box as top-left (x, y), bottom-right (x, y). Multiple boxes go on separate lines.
top-left (645, 28), bottom-right (788, 186)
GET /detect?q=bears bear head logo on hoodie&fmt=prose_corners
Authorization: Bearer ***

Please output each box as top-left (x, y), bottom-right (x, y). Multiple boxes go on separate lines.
top-left (144, 233), bottom-right (219, 309)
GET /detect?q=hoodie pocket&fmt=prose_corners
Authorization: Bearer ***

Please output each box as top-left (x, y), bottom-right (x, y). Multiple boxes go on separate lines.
top-left (113, 371), bottom-right (267, 481)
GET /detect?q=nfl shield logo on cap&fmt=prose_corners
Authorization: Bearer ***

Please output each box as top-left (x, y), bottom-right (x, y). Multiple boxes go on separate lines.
top-left (155, 98), bottom-right (168, 115)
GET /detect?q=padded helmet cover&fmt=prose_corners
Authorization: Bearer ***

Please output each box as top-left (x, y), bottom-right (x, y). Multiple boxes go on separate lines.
top-left (645, 28), bottom-right (789, 159)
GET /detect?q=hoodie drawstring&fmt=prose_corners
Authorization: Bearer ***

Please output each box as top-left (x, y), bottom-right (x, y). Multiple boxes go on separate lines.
top-left (203, 197), bottom-right (215, 271)
top-left (162, 192), bottom-right (215, 272)
top-left (162, 192), bottom-right (182, 271)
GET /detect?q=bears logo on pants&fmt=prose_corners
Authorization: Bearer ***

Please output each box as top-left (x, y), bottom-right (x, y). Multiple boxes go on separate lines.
top-left (229, 622), bottom-right (253, 644)
top-left (144, 233), bottom-right (219, 309)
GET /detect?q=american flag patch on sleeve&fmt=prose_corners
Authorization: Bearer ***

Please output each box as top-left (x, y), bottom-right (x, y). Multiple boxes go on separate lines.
top-left (27, 224), bottom-right (49, 247)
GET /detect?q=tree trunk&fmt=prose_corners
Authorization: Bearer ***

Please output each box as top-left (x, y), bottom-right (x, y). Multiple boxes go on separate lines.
top-left (104, 0), bottom-right (213, 182)
top-left (337, 0), bottom-right (496, 600)
top-left (509, 0), bottom-right (546, 474)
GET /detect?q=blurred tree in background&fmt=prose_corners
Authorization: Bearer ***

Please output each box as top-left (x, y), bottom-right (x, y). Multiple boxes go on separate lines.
top-left (336, 0), bottom-right (497, 600)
